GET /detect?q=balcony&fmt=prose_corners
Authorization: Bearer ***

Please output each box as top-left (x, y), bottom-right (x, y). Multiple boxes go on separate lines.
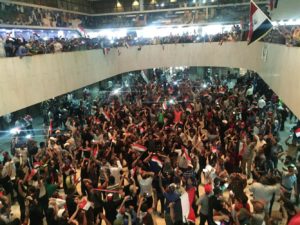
top-left (0, 41), bottom-right (299, 119)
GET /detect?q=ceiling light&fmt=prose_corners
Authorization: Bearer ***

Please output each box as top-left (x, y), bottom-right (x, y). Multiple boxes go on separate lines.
top-left (132, 0), bottom-right (139, 6)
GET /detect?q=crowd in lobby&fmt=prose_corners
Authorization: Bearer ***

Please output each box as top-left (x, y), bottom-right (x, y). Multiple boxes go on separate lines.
top-left (0, 70), bottom-right (299, 225)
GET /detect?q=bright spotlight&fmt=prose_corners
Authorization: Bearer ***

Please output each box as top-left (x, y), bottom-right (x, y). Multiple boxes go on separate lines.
top-left (10, 128), bottom-right (20, 135)
top-left (26, 134), bottom-right (32, 139)
top-left (161, 3), bottom-right (165, 7)
top-left (169, 99), bottom-right (175, 105)
top-left (202, 83), bottom-right (207, 88)
top-left (112, 88), bottom-right (121, 95)
top-left (174, 81), bottom-right (178, 85)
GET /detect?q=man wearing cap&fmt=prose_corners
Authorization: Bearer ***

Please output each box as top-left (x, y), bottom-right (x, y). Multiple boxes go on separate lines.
top-left (281, 164), bottom-right (298, 200)
top-left (197, 184), bottom-right (212, 225)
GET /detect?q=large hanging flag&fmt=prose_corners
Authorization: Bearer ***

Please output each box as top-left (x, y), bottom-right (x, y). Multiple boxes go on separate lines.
top-left (248, 0), bottom-right (273, 45)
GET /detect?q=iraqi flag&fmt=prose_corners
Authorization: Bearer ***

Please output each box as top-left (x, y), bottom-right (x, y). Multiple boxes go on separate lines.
top-left (131, 143), bottom-right (147, 152)
top-left (102, 111), bottom-right (110, 121)
top-left (295, 128), bottom-right (300, 138)
top-left (27, 169), bottom-right (38, 181)
top-left (33, 162), bottom-right (42, 169)
top-left (186, 104), bottom-right (193, 114)
top-left (150, 155), bottom-right (163, 172)
top-left (151, 156), bottom-right (163, 168)
top-left (162, 100), bottom-right (168, 110)
top-left (77, 25), bottom-right (87, 38)
top-left (48, 119), bottom-right (53, 136)
top-left (79, 199), bottom-right (92, 211)
top-left (248, 0), bottom-right (273, 45)
top-left (211, 146), bottom-right (218, 154)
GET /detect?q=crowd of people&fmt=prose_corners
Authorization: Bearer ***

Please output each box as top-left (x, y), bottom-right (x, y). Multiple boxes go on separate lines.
top-left (0, 1), bottom-right (264, 29)
top-left (0, 71), bottom-right (300, 225)
top-left (1, 24), bottom-right (299, 58)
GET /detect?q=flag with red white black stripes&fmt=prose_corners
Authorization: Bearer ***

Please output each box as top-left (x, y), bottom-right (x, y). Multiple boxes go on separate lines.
top-left (248, 0), bottom-right (273, 45)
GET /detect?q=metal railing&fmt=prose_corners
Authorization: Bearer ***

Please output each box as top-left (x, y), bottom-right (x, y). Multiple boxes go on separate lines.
top-left (14, 0), bottom-right (92, 13)
top-left (12, 0), bottom-right (268, 14)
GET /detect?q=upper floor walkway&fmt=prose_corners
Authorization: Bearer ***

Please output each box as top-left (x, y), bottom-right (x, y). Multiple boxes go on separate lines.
top-left (0, 41), bottom-right (299, 118)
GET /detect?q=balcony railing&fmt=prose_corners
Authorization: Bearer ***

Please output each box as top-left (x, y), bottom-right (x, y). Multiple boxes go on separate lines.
top-left (0, 1), bottom-right (269, 29)
top-left (11, 0), bottom-right (268, 14)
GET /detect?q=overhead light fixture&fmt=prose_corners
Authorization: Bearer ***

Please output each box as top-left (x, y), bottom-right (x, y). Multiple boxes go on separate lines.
top-left (116, 1), bottom-right (122, 8)
top-left (132, 0), bottom-right (139, 7)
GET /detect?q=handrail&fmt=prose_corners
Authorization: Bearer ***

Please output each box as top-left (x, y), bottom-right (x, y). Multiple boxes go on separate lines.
top-left (1, 29), bottom-right (298, 59)
top-left (9, 0), bottom-right (268, 14)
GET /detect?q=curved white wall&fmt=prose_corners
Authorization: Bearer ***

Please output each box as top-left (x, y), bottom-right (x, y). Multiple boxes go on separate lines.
top-left (0, 42), bottom-right (300, 118)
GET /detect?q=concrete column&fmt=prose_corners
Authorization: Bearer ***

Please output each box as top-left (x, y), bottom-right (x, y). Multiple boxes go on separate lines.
top-left (205, 7), bottom-right (209, 19)
top-left (140, 0), bottom-right (144, 11)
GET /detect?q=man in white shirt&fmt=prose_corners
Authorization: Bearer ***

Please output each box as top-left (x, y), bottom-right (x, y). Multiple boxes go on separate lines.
top-left (281, 164), bottom-right (298, 200)
top-left (249, 177), bottom-right (280, 214)
top-left (246, 85), bottom-right (254, 99)
top-left (109, 158), bottom-right (123, 184)
top-left (258, 97), bottom-right (266, 109)
top-left (137, 170), bottom-right (154, 195)
top-left (258, 97), bottom-right (266, 118)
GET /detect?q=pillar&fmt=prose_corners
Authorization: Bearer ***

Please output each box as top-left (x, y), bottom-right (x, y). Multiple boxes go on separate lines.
top-left (140, 0), bottom-right (144, 11)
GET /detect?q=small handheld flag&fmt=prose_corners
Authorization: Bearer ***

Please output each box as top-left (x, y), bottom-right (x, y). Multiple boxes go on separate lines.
top-left (131, 143), bottom-right (147, 152)
top-left (151, 156), bottom-right (163, 168)
top-left (295, 128), bottom-right (300, 138)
